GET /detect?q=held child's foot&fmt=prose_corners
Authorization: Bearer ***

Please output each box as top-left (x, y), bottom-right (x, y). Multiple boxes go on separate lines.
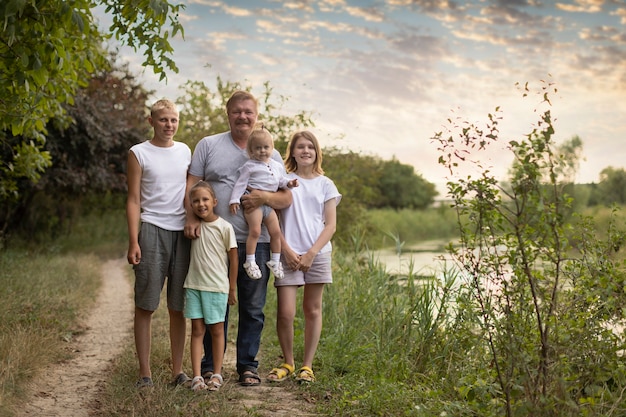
top-left (243, 261), bottom-right (262, 279)
top-left (266, 260), bottom-right (284, 279)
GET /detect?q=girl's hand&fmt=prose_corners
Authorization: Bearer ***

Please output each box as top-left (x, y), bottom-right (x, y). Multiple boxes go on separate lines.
top-left (299, 251), bottom-right (315, 272)
top-left (228, 289), bottom-right (237, 305)
top-left (230, 203), bottom-right (239, 215)
top-left (282, 247), bottom-right (301, 271)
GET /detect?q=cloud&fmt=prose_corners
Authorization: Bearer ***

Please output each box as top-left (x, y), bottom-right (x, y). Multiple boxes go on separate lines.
top-left (556, 0), bottom-right (604, 13)
top-left (97, 0), bottom-right (626, 185)
top-left (344, 6), bottom-right (385, 22)
top-left (613, 7), bottom-right (626, 24)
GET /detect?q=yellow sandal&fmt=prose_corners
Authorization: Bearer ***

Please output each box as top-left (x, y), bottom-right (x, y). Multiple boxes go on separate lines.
top-left (267, 363), bottom-right (295, 382)
top-left (295, 366), bottom-right (315, 383)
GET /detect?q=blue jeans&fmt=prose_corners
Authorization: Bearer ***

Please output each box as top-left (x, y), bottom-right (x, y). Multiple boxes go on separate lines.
top-left (201, 242), bottom-right (270, 376)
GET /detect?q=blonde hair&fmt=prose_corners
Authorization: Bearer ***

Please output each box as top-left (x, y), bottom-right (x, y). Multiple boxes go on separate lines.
top-left (189, 180), bottom-right (216, 199)
top-left (246, 122), bottom-right (274, 157)
top-left (284, 131), bottom-right (324, 175)
top-left (150, 99), bottom-right (178, 117)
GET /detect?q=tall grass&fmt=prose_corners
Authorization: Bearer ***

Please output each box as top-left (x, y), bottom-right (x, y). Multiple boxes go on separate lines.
top-left (310, 250), bottom-right (466, 416)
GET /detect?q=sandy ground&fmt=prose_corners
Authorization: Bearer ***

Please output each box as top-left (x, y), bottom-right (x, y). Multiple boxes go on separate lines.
top-left (16, 258), bottom-right (318, 417)
top-left (17, 259), bottom-right (133, 417)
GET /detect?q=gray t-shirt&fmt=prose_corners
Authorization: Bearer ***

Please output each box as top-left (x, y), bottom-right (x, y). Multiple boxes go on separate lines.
top-left (188, 131), bottom-right (284, 242)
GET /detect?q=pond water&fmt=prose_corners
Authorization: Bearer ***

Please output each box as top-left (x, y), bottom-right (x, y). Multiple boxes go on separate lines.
top-left (372, 239), bottom-right (455, 278)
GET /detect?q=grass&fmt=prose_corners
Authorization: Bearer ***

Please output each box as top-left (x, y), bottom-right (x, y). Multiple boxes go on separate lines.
top-left (0, 252), bottom-right (101, 416)
top-left (95, 279), bottom-right (286, 417)
top-left (2, 203), bottom-right (626, 416)
top-left (0, 205), bottom-right (126, 417)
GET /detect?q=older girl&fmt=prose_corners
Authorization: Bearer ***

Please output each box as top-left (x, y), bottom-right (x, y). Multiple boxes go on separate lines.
top-left (266, 131), bottom-right (341, 383)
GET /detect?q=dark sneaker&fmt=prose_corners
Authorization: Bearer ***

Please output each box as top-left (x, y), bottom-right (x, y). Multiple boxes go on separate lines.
top-left (136, 376), bottom-right (154, 389)
top-left (172, 372), bottom-right (192, 387)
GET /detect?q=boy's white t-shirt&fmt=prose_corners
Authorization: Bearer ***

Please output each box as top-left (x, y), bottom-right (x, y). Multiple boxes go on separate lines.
top-left (279, 174), bottom-right (341, 255)
top-left (130, 140), bottom-right (191, 231)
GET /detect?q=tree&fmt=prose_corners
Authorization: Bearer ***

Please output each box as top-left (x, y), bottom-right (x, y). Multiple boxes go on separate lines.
top-left (0, 58), bottom-right (151, 238)
top-left (323, 148), bottom-right (383, 247)
top-left (378, 157), bottom-right (437, 210)
top-left (434, 80), bottom-right (626, 415)
top-left (593, 166), bottom-right (626, 206)
top-left (0, 0), bottom-right (184, 201)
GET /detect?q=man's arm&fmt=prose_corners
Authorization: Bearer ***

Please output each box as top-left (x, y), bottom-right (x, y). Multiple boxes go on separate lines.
top-left (184, 174), bottom-right (203, 239)
top-left (126, 151), bottom-right (142, 265)
top-left (241, 187), bottom-right (292, 213)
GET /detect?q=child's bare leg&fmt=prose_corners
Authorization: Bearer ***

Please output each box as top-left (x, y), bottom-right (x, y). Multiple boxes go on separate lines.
top-left (264, 210), bottom-right (284, 279)
top-left (168, 308), bottom-right (186, 378)
top-left (134, 307), bottom-right (153, 379)
top-left (190, 318), bottom-right (206, 378)
top-left (244, 208), bottom-right (263, 256)
top-left (264, 209), bottom-right (282, 254)
top-left (208, 322), bottom-right (225, 375)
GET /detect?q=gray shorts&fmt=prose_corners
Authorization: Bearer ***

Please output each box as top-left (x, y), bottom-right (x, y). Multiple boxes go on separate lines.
top-left (275, 251), bottom-right (333, 287)
top-left (133, 223), bottom-right (190, 312)
top-left (242, 190), bottom-right (272, 218)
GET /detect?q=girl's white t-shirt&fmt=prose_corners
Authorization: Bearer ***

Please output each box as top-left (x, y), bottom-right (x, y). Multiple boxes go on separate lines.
top-left (279, 174), bottom-right (341, 255)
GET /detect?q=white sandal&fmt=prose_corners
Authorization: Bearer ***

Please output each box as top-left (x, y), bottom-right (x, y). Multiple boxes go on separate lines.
top-left (191, 376), bottom-right (208, 391)
top-left (206, 373), bottom-right (223, 391)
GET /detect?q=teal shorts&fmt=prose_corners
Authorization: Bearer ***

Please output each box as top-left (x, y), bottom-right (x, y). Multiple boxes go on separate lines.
top-left (184, 289), bottom-right (228, 325)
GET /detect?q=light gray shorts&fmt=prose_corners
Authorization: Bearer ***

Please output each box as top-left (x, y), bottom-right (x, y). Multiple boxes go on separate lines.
top-left (275, 251), bottom-right (333, 287)
top-left (133, 222), bottom-right (190, 312)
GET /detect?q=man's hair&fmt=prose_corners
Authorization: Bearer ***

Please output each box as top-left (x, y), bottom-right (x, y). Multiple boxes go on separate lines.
top-left (150, 99), bottom-right (178, 117)
top-left (226, 90), bottom-right (258, 113)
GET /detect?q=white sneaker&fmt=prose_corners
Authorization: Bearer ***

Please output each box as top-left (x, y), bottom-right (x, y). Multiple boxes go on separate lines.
top-left (243, 261), bottom-right (262, 279)
top-left (266, 260), bottom-right (284, 279)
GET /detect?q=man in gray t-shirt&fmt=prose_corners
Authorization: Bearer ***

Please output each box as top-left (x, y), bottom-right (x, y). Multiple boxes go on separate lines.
top-left (185, 90), bottom-right (292, 386)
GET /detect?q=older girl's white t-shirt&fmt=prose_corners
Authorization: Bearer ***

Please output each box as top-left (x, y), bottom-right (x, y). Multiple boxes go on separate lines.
top-left (279, 174), bottom-right (341, 255)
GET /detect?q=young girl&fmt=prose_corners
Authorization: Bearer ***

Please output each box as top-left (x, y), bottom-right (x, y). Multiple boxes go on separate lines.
top-left (266, 131), bottom-right (341, 383)
top-left (184, 181), bottom-right (238, 391)
top-left (229, 124), bottom-right (298, 280)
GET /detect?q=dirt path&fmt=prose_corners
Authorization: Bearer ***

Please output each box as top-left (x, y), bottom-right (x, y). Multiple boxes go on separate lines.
top-left (17, 258), bottom-right (318, 417)
top-left (17, 258), bottom-right (133, 417)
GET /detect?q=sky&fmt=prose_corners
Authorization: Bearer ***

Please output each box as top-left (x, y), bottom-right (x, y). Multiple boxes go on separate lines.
top-left (100, 0), bottom-right (626, 192)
